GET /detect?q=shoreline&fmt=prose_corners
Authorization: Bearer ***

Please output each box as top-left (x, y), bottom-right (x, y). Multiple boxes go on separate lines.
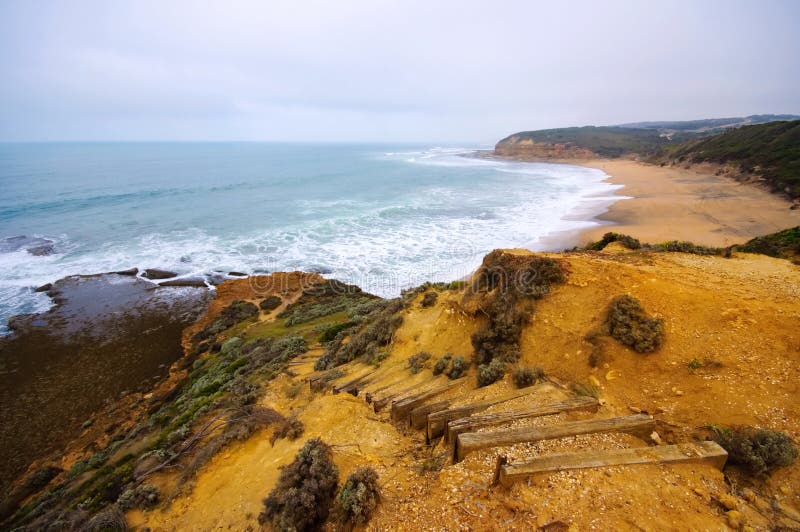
top-left (475, 151), bottom-right (800, 249)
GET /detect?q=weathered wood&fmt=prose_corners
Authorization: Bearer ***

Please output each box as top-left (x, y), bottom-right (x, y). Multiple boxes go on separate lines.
top-left (333, 370), bottom-right (377, 395)
top-left (491, 455), bottom-right (508, 486)
top-left (446, 396), bottom-right (599, 447)
top-left (498, 441), bottom-right (728, 487)
top-left (455, 414), bottom-right (655, 462)
top-left (409, 400), bottom-right (452, 429)
top-left (372, 379), bottom-right (434, 412)
top-left (426, 385), bottom-right (543, 441)
top-left (390, 380), bottom-right (463, 422)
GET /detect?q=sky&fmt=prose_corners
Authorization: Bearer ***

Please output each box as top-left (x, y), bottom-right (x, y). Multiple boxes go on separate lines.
top-left (0, 0), bottom-right (798, 143)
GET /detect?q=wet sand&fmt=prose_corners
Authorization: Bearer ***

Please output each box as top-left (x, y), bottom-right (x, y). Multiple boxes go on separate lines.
top-left (0, 274), bottom-right (211, 493)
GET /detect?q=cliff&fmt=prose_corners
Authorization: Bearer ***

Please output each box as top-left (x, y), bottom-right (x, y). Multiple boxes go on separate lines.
top-left (5, 243), bottom-right (799, 530)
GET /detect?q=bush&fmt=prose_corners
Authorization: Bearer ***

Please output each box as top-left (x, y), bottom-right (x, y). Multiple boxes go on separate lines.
top-left (270, 416), bottom-right (305, 446)
top-left (408, 351), bottom-right (431, 374)
top-left (432, 354), bottom-right (452, 376)
top-left (259, 438), bottom-right (339, 531)
top-left (259, 295), bottom-right (282, 311)
top-left (512, 365), bottom-right (543, 388)
top-left (83, 505), bottom-right (127, 531)
top-left (332, 467), bottom-right (380, 526)
top-left (420, 291), bottom-right (438, 308)
top-left (117, 483), bottom-right (159, 510)
top-left (586, 232), bottom-right (642, 251)
top-left (432, 354), bottom-right (467, 379)
top-left (192, 299), bottom-right (259, 343)
top-left (319, 322), bottom-right (355, 343)
top-left (605, 295), bottom-right (664, 353)
top-left (447, 356), bottom-right (468, 380)
top-left (712, 426), bottom-right (798, 476)
top-left (477, 358), bottom-right (505, 387)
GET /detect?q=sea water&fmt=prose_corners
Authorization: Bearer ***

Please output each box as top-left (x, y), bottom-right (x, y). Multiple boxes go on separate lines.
top-left (0, 142), bottom-right (622, 333)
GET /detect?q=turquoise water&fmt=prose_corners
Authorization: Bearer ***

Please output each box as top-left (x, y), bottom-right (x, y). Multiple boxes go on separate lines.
top-left (0, 142), bottom-right (620, 332)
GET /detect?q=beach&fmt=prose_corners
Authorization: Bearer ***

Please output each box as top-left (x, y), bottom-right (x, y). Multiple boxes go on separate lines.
top-left (554, 158), bottom-right (800, 248)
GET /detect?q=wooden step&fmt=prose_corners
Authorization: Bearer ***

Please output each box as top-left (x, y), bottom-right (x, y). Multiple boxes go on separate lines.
top-left (426, 385), bottom-right (543, 442)
top-left (332, 369), bottom-right (378, 395)
top-left (390, 379), bottom-right (463, 422)
top-left (409, 400), bottom-right (452, 429)
top-left (455, 414), bottom-right (655, 462)
top-left (446, 397), bottom-right (598, 454)
top-left (371, 378), bottom-right (436, 413)
top-left (496, 441), bottom-right (728, 487)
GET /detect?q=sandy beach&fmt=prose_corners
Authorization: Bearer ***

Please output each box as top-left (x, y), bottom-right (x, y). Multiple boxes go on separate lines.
top-left (567, 159), bottom-right (800, 248)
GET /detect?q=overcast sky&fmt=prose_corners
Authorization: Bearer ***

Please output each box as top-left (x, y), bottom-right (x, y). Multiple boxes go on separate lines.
top-left (1, 0), bottom-right (798, 143)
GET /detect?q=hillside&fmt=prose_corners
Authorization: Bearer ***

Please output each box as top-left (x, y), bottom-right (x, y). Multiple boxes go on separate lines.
top-left (4, 245), bottom-right (799, 530)
top-left (617, 114), bottom-right (800, 135)
top-left (650, 120), bottom-right (800, 199)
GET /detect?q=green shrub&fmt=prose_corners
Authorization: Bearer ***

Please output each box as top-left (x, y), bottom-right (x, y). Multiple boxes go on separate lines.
top-left (117, 483), bottom-right (159, 510)
top-left (192, 300), bottom-right (259, 343)
top-left (512, 365), bottom-right (544, 388)
top-left (586, 232), bottom-right (642, 251)
top-left (259, 295), bottom-right (282, 311)
top-left (571, 382), bottom-right (599, 399)
top-left (319, 322), bottom-right (355, 343)
top-left (477, 358), bottom-right (505, 387)
top-left (82, 505), bottom-right (127, 531)
top-left (432, 354), bottom-right (452, 376)
top-left (420, 291), bottom-right (438, 308)
top-left (605, 295), bottom-right (664, 353)
top-left (447, 356), bottom-right (467, 380)
top-left (408, 351), bottom-right (432, 374)
top-left (259, 438), bottom-right (339, 531)
top-left (712, 426), bottom-right (798, 476)
top-left (332, 467), bottom-right (380, 526)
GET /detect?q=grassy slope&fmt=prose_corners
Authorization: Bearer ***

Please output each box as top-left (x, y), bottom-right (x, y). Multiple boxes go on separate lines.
top-left (650, 120), bottom-right (800, 199)
top-left (497, 126), bottom-right (678, 158)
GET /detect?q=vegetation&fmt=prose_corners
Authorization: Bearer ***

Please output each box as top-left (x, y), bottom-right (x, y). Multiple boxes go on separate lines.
top-left (117, 483), bottom-right (159, 511)
top-left (192, 299), bottom-right (259, 343)
top-left (571, 382), bottom-right (600, 399)
top-left (279, 280), bottom-right (378, 326)
top-left (270, 416), bottom-right (305, 446)
top-left (408, 351), bottom-right (432, 374)
top-left (318, 321), bottom-right (356, 343)
top-left (469, 251), bottom-right (566, 386)
top-left (259, 295), bottom-right (282, 311)
top-left (586, 232), bottom-right (641, 251)
top-left (477, 358), bottom-right (506, 387)
top-left (650, 120), bottom-right (800, 199)
top-left (605, 295), bottom-right (664, 353)
top-left (738, 225), bottom-right (800, 260)
top-left (512, 365), bottom-right (544, 388)
top-left (332, 467), bottom-right (380, 526)
top-left (259, 438), bottom-right (339, 531)
top-left (432, 354), bottom-right (467, 380)
top-left (420, 291), bottom-right (438, 308)
top-left (316, 299), bottom-right (404, 370)
top-left (711, 425), bottom-right (798, 476)
top-left (498, 126), bottom-right (677, 158)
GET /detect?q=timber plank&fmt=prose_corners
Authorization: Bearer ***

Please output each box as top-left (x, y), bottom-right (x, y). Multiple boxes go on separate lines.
top-left (455, 414), bottom-right (655, 462)
top-left (498, 441), bottom-right (728, 487)
top-left (390, 379), bottom-right (463, 422)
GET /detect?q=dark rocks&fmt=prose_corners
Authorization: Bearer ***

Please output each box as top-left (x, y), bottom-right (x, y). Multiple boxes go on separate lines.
top-left (113, 268), bottom-right (139, 276)
top-left (158, 277), bottom-right (207, 288)
top-left (27, 243), bottom-right (54, 256)
top-left (34, 283), bottom-right (53, 293)
top-left (142, 268), bottom-right (178, 280)
top-left (228, 271), bottom-right (248, 277)
top-left (307, 265), bottom-right (333, 274)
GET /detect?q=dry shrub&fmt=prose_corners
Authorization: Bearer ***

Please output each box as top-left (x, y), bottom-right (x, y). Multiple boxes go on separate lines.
top-left (605, 295), bottom-right (664, 353)
top-left (259, 295), bottom-right (282, 311)
top-left (332, 467), bottom-right (380, 526)
top-left (270, 416), bottom-right (305, 446)
top-left (477, 358), bottom-right (506, 387)
top-left (420, 291), bottom-right (438, 308)
top-left (712, 425), bottom-right (798, 476)
top-left (83, 504), bottom-right (127, 531)
top-left (259, 438), bottom-right (339, 531)
top-left (408, 351), bottom-right (432, 374)
top-left (512, 365), bottom-right (544, 388)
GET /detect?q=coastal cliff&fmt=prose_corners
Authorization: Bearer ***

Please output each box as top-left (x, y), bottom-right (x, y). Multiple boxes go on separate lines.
top-left (4, 241), bottom-right (799, 530)
top-left (494, 135), bottom-right (597, 159)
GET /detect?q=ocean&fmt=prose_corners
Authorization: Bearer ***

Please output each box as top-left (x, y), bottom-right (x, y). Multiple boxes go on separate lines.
top-left (0, 142), bottom-right (621, 333)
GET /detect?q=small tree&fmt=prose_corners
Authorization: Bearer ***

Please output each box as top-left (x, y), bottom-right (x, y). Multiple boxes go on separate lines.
top-left (332, 467), bottom-right (380, 526)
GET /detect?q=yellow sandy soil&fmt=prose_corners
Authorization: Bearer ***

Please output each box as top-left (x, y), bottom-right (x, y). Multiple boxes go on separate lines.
top-left (574, 159), bottom-right (800, 247)
top-left (132, 248), bottom-right (800, 531)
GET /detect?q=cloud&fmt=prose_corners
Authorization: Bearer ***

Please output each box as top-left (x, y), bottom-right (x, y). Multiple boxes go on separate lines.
top-left (1, 0), bottom-right (798, 141)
